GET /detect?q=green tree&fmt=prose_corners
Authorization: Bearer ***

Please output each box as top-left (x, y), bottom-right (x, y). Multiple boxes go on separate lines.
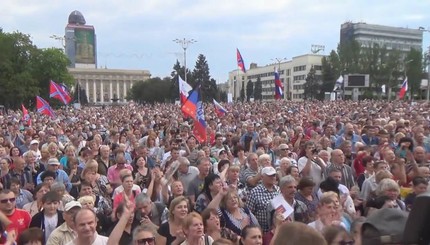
top-left (246, 80), bottom-right (254, 101)
top-left (193, 54), bottom-right (218, 102)
top-left (129, 77), bottom-right (171, 104)
top-left (321, 53), bottom-right (338, 95)
top-left (303, 67), bottom-right (321, 100)
top-left (254, 77), bottom-right (262, 100)
top-left (0, 30), bottom-right (40, 109)
top-left (405, 49), bottom-right (423, 98)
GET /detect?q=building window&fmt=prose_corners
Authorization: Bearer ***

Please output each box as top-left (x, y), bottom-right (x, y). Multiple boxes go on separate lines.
top-left (293, 65), bottom-right (306, 72)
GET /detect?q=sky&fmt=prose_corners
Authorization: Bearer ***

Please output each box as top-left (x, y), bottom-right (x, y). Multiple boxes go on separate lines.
top-left (2, 0), bottom-right (430, 83)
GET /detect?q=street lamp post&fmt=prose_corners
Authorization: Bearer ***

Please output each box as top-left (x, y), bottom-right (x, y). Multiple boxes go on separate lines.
top-left (173, 38), bottom-right (197, 84)
top-left (271, 58), bottom-right (287, 99)
top-left (404, 59), bottom-right (413, 100)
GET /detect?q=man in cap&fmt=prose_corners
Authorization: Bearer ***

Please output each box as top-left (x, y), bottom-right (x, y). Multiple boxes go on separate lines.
top-left (46, 201), bottom-right (82, 245)
top-left (29, 139), bottom-right (41, 160)
top-left (248, 166), bottom-right (280, 232)
top-left (36, 158), bottom-right (72, 191)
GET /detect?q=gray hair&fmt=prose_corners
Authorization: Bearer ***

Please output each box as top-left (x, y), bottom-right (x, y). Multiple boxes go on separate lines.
top-left (279, 175), bottom-right (297, 188)
top-left (51, 182), bottom-right (66, 192)
top-left (135, 192), bottom-right (152, 206)
top-left (375, 178), bottom-right (400, 196)
top-left (178, 156), bottom-right (190, 166)
top-left (132, 225), bottom-right (156, 240)
top-left (23, 150), bottom-right (37, 158)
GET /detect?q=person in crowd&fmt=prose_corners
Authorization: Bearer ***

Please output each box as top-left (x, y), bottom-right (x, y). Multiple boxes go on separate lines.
top-left (195, 174), bottom-right (223, 213)
top-left (132, 155), bottom-right (152, 191)
top-left (176, 156), bottom-right (199, 192)
top-left (201, 208), bottom-right (238, 243)
top-left (135, 192), bottom-right (168, 229)
top-left (10, 177), bottom-right (33, 209)
top-left (157, 196), bottom-right (189, 245)
top-left (80, 160), bottom-right (111, 199)
top-left (294, 177), bottom-right (319, 222)
top-left (298, 141), bottom-right (326, 187)
top-left (0, 189), bottom-right (31, 237)
top-left (325, 149), bottom-right (355, 189)
top-left (46, 201), bottom-right (82, 245)
top-left (16, 227), bottom-right (44, 245)
top-left (36, 158), bottom-right (71, 191)
top-left (107, 152), bottom-right (133, 188)
top-left (356, 155), bottom-right (375, 190)
top-left (404, 176), bottom-right (429, 210)
top-left (23, 183), bottom-right (50, 217)
top-left (187, 157), bottom-right (211, 206)
top-left (0, 157), bottom-right (11, 183)
top-left (2, 157), bottom-right (33, 191)
top-left (60, 145), bottom-right (76, 171)
top-left (240, 153), bottom-right (261, 191)
top-left (65, 156), bottom-right (82, 198)
top-left (373, 178), bottom-right (406, 211)
top-left (29, 191), bottom-right (65, 242)
top-left (239, 224), bottom-right (262, 245)
top-left (65, 208), bottom-right (108, 245)
top-left (97, 145), bottom-right (113, 176)
top-left (247, 166), bottom-right (279, 232)
top-left (307, 195), bottom-right (343, 233)
top-left (360, 160), bottom-right (390, 200)
top-left (322, 225), bottom-right (353, 245)
top-left (181, 212), bottom-right (214, 245)
top-left (271, 222), bottom-right (327, 245)
top-left (113, 171), bottom-right (140, 210)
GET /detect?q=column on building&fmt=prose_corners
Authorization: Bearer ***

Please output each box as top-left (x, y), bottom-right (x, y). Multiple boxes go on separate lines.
top-left (123, 81), bottom-right (127, 100)
top-left (100, 82), bottom-right (104, 103)
top-left (85, 80), bottom-right (89, 102)
top-left (116, 82), bottom-right (120, 101)
top-left (93, 80), bottom-right (96, 103)
top-left (109, 82), bottom-right (113, 102)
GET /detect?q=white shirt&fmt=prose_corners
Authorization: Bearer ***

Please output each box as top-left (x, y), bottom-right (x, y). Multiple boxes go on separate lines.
top-left (298, 156), bottom-right (323, 186)
top-left (65, 233), bottom-right (108, 245)
top-left (113, 184), bottom-right (141, 198)
top-left (44, 214), bottom-right (58, 240)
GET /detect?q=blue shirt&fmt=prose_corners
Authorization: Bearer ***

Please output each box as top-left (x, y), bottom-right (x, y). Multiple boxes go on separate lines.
top-left (36, 169), bottom-right (72, 191)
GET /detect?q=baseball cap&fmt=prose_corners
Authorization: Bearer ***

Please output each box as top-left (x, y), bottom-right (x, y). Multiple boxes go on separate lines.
top-left (48, 158), bottom-right (60, 166)
top-left (261, 166), bottom-right (276, 176)
top-left (30, 140), bottom-right (39, 145)
top-left (361, 208), bottom-right (408, 245)
top-left (64, 201), bottom-right (82, 212)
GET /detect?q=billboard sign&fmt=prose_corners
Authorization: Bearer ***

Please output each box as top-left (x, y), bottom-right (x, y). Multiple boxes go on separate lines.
top-left (74, 28), bottom-right (95, 64)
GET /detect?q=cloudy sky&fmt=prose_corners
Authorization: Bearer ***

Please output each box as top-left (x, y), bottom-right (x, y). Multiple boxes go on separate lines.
top-left (2, 0), bottom-right (430, 82)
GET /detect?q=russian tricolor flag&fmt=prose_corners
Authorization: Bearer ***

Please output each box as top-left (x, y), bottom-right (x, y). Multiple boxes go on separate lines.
top-left (399, 77), bottom-right (408, 99)
top-left (237, 48), bottom-right (246, 73)
top-left (178, 76), bottom-right (192, 105)
top-left (213, 99), bottom-right (227, 117)
top-left (274, 68), bottom-right (284, 100)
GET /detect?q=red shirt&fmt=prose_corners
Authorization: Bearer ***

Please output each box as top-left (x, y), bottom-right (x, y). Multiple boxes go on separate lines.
top-left (6, 208), bottom-right (31, 237)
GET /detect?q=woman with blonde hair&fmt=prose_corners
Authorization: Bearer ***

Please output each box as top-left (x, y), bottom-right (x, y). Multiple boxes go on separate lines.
top-left (81, 159), bottom-right (111, 198)
top-left (157, 196), bottom-right (190, 245)
top-left (207, 188), bottom-right (259, 236)
top-left (271, 222), bottom-right (327, 245)
top-left (181, 212), bottom-right (214, 245)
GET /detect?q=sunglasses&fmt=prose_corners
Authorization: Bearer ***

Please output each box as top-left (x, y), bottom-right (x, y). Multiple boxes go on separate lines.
top-left (0, 198), bottom-right (16, 204)
top-left (136, 237), bottom-right (155, 245)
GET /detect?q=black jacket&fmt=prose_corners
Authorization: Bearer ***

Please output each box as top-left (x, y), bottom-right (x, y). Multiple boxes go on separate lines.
top-left (30, 210), bottom-right (65, 241)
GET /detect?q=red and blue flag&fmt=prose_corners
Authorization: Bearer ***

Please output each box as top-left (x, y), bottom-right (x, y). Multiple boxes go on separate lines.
top-left (50, 80), bottom-right (71, 105)
top-left (21, 104), bottom-right (31, 127)
top-left (236, 48), bottom-right (246, 73)
top-left (36, 96), bottom-right (56, 118)
top-left (399, 77), bottom-right (408, 99)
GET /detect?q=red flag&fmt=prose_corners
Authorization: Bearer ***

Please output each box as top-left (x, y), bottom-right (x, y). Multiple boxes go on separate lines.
top-left (181, 88), bottom-right (199, 120)
top-left (398, 77), bottom-right (408, 99)
top-left (192, 90), bottom-right (207, 143)
top-left (36, 96), bottom-right (56, 118)
top-left (21, 104), bottom-right (31, 127)
top-left (237, 48), bottom-right (246, 73)
top-left (50, 80), bottom-right (71, 104)
top-left (213, 99), bottom-right (227, 117)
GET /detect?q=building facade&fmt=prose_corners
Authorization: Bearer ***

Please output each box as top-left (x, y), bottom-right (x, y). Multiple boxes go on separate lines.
top-left (68, 68), bottom-right (151, 104)
top-left (340, 22), bottom-right (423, 54)
top-left (65, 11), bottom-right (97, 68)
top-left (227, 54), bottom-right (324, 101)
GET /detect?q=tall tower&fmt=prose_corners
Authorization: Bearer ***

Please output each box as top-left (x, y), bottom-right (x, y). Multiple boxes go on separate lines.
top-left (65, 10), bottom-right (97, 68)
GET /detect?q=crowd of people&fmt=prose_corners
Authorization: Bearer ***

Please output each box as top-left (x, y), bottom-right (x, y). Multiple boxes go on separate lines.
top-left (0, 99), bottom-right (429, 245)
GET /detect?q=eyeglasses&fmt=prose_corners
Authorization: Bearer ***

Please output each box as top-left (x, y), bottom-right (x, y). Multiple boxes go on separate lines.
top-left (0, 198), bottom-right (16, 204)
top-left (136, 237), bottom-right (155, 245)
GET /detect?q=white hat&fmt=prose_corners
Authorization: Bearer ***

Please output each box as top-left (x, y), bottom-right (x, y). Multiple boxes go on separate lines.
top-left (261, 166), bottom-right (276, 176)
top-left (48, 158), bottom-right (60, 165)
top-left (30, 140), bottom-right (39, 145)
top-left (64, 201), bottom-right (82, 212)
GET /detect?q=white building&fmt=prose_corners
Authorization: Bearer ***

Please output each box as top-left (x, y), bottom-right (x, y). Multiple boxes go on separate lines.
top-left (68, 67), bottom-right (151, 104)
top-left (227, 54), bottom-right (325, 101)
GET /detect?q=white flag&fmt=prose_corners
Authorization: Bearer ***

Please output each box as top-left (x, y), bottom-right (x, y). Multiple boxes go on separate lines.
top-left (336, 75), bottom-right (344, 85)
top-left (381, 84), bottom-right (386, 94)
